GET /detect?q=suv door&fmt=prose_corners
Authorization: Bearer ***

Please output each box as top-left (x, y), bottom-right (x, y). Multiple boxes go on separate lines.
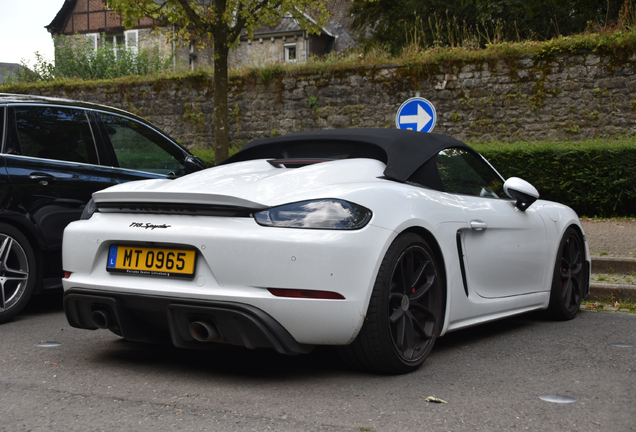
top-left (3, 104), bottom-right (121, 280)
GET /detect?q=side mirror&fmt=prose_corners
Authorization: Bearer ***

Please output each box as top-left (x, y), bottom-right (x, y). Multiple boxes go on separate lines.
top-left (184, 155), bottom-right (207, 173)
top-left (503, 177), bottom-right (539, 211)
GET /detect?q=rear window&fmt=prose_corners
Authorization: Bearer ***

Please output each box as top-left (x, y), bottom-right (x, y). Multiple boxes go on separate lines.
top-left (230, 141), bottom-right (388, 164)
top-left (10, 106), bottom-right (98, 164)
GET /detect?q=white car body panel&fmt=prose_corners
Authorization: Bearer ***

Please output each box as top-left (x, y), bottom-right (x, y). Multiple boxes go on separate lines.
top-left (456, 195), bottom-right (549, 298)
top-left (63, 150), bottom-right (590, 350)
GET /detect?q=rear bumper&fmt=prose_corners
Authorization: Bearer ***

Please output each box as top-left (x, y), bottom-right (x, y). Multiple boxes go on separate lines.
top-left (63, 214), bottom-right (395, 345)
top-left (64, 289), bottom-right (313, 355)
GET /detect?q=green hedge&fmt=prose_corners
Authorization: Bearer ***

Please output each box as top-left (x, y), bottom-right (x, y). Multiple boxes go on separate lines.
top-left (476, 141), bottom-right (636, 217)
top-left (190, 146), bottom-right (240, 168)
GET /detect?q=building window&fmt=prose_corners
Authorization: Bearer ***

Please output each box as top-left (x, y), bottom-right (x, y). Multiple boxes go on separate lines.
top-left (104, 33), bottom-right (125, 57)
top-left (125, 30), bottom-right (138, 55)
top-left (86, 33), bottom-right (99, 51)
top-left (102, 30), bottom-right (138, 58)
top-left (284, 43), bottom-right (297, 62)
top-left (189, 41), bottom-right (197, 70)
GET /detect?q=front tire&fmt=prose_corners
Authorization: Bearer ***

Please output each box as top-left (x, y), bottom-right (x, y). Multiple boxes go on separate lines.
top-left (546, 227), bottom-right (584, 321)
top-left (339, 233), bottom-right (443, 374)
top-left (0, 223), bottom-right (37, 324)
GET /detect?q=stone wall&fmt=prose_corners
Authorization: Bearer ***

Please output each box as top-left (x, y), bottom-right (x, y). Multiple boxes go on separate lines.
top-left (13, 49), bottom-right (636, 149)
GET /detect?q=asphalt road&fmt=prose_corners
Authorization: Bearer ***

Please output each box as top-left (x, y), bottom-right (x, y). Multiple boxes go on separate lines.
top-left (1, 294), bottom-right (634, 432)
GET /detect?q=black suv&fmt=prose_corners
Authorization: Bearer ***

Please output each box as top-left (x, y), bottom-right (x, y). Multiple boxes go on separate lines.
top-left (0, 94), bottom-right (206, 323)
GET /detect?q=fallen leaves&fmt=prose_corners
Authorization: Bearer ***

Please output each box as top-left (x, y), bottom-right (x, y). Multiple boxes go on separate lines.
top-left (425, 396), bottom-right (447, 404)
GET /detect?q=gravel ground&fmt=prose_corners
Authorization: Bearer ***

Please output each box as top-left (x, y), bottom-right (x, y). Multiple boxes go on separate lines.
top-left (580, 219), bottom-right (636, 257)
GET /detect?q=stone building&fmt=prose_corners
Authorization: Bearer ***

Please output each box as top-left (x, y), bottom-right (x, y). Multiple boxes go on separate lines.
top-left (0, 63), bottom-right (22, 84)
top-left (46, 0), bottom-right (355, 70)
top-left (228, 0), bottom-right (355, 67)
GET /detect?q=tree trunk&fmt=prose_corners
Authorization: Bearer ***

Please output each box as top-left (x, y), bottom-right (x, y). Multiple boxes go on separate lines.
top-left (213, 34), bottom-right (229, 164)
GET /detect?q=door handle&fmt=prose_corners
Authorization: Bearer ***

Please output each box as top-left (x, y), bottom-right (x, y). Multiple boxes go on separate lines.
top-left (29, 172), bottom-right (58, 186)
top-left (470, 220), bottom-right (488, 230)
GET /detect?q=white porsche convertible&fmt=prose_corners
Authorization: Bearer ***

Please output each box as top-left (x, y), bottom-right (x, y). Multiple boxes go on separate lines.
top-left (62, 129), bottom-right (590, 374)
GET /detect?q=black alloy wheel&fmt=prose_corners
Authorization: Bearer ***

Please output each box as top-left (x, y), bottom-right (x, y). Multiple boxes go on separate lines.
top-left (547, 227), bottom-right (584, 320)
top-left (388, 243), bottom-right (440, 361)
top-left (0, 223), bottom-right (37, 324)
top-left (338, 233), bottom-right (443, 374)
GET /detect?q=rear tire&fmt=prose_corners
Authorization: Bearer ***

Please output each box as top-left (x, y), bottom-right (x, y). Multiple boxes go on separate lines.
top-left (546, 227), bottom-right (584, 321)
top-left (0, 223), bottom-right (37, 324)
top-left (338, 233), bottom-right (443, 374)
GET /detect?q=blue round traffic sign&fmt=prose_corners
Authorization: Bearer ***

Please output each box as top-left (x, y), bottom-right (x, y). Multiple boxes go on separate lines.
top-left (395, 97), bottom-right (436, 133)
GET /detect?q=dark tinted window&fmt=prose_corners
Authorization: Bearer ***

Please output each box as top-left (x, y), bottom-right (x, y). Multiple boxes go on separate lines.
top-left (12, 106), bottom-right (98, 164)
top-left (227, 141), bottom-right (388, 164)
top-left (0, 106), bottom-right (4, 152)
top-left (99, 113), bottom-right (185, 176)
top-left (436, 148), bottom-right (505, 198)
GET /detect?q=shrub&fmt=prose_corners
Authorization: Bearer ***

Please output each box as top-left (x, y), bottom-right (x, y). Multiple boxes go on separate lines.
top-left (7, 34), bottom-right (171, 83)
top-left (190, 145), bottom-right (241, 167)
top-left (477, 140), bottom-right (636, 217)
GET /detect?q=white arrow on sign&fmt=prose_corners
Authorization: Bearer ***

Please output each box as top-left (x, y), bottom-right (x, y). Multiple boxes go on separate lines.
top-left (399, 104), bottom-right (432, 131)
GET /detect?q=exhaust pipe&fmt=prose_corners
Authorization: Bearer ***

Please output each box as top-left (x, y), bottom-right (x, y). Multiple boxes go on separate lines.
top-left (91, 309), bottom-right (113, 329)
top-left (189, 320), bottom-right (221, 342)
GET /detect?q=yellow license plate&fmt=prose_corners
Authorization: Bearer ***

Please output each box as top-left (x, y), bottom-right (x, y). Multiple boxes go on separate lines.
top-left (106, 245), bottom-right (196, 278)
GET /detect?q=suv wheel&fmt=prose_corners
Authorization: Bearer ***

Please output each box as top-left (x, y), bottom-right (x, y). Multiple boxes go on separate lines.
top-left (0, 223), bottom-right (37, 324)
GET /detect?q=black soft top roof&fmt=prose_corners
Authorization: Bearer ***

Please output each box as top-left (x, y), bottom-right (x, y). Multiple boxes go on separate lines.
top-left (221, 128), bottom-right (476, 182)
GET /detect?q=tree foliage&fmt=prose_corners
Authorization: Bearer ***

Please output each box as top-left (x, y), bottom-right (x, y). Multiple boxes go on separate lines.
top-left (351, 0), bottom-right (633, 54)
top-left (108, 0), bottom-right (333, 162)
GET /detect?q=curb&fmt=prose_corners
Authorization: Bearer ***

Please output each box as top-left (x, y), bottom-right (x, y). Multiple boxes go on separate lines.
top-left (589, 283), bottom-right (636, 302)
top-left (591, 256), bottom-right (636, 274)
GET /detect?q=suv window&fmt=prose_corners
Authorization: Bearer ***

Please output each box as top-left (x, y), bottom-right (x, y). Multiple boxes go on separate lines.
top-left (99, 113), bottom-right (185, 176)
top-left (0, 106), bottom-right (4, 151)
top-left (436, 148), bottom-right (505, 198)
top-left (11, 106), bottom-right (98, 164)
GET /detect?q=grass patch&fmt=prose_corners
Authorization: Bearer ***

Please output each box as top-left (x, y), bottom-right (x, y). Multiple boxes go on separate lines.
top-left (582, 299), bottom-right (636, 313)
